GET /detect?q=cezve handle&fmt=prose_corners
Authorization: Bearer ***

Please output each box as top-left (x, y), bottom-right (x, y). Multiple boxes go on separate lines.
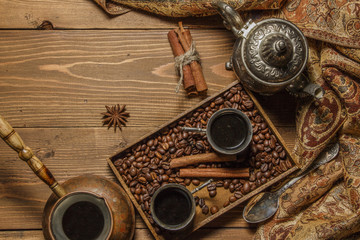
top-left (0, 115), bottom-right (66, 198)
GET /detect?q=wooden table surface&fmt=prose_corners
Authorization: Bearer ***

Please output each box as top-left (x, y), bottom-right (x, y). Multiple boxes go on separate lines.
top-left (0, 1), bottom-right (297, 239)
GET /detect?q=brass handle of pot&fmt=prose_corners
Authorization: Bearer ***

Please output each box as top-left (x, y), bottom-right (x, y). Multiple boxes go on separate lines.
top-left (214, 2), bottom-right (247, 38)
top-left (0, 115), bottom-right (66, 198)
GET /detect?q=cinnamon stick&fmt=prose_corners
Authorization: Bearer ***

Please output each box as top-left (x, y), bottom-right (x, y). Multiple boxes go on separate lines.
top-left (170, 152), bottom-right (237, 169)
top-left (167, 30), bottom-right (196, 93)
top-left (179, 168), bottom-right (250, 178)
top-left (176, 23), bottom-right (208, 93)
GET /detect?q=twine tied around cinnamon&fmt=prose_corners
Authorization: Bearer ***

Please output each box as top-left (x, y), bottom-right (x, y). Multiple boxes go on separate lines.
top-left (174, 41), bottom-right (201, 93)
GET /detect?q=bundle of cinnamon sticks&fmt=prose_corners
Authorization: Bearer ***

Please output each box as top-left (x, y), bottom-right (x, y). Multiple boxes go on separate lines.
top-left (168, 22), bottom-right (208, 96)
top-left (170, 152), bottom-right (250, 178)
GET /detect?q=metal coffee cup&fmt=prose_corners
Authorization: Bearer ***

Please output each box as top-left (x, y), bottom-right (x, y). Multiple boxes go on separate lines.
top-left (150, 184), bottom-right (196, 232)
top-left (183, 108), bottom-right (253, 155)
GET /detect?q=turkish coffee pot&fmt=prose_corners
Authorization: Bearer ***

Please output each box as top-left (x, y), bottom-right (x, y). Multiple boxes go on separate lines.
top-left (0, 115), bottom-right (135, 240)
top-left (214, 2), bottom-right (324, 99)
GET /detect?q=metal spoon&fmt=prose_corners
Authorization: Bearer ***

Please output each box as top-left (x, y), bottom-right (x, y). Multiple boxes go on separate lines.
top-left (243, 143), bottom-right (340, 223)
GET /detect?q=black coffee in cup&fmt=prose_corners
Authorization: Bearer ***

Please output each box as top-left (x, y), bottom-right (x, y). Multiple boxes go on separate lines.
top-left (62, 201), bottom-right (104, 240)
top-left (153, 188), bottom-right (192, 225)
top-left (207, 108), bottom-right (252, 155)
top-left (51, 192), bottom-right (112, 240)
top-left (150, 184), bottom-right (195, 232)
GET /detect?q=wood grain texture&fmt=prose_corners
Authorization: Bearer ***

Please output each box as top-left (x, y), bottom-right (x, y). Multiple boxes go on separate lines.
top-left (0, 0), bottom-right (223, 29)
top-left (0, 30), bottom-right (296, 128)
top-left (0, 228), bottom-right (255, 240)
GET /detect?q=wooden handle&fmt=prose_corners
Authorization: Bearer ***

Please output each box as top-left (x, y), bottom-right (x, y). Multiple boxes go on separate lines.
top-left (170, 152), bottom-right (237, 169)
top-left (0, 115), bottom-right (66, 198)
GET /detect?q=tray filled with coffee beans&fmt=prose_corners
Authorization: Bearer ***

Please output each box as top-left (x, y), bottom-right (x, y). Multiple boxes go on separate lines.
top-left (107, 81), bottom-right (298, 240)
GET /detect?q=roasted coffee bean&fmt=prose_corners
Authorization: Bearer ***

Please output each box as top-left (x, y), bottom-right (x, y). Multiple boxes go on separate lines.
top-left (199, 198), bottom-right (205, 207)
top-left (243, 182), bottom-right (250, 194)
top-left (210, 206), bottom-right (219, 215)
top-left (192, 179), bottom-right (200, 186)
top-left (194, 196), bottom-right (200, 206)
top-left (216, 181), bottom-right (224, 187)
top-left (285, 159), bottom-right (292, 168)
top-left (256, 171), bottom-right (262, 179)
top-left (256, 144), bottom-right (264, 151)
top-left (148, 163), bottom-right (158, 170)
top-left (234, 191), bottom-right (242, 199)
top-left (207, 183), bottom-right (216, 191)
top-left (229, 183), bottom-right (235, 193)
top-left (184, 146), bottom-right (192, 155)
top-left (208, 190), bottom-right (217, 198)
top-left (147, 139), bottom-right (154, 147)
top-left (129, 167), bottom-right (137, 177)
top-left (202, 205), bottom-right (209, 215)
top-left (272, 151), bottom-right (279, 159)
top-left (264, 171), bottom-right (271, 178)
top-left (260, 163), bottom-right (268, 172)
top-left (162, 174), bottom-right (169, 182)
top-left (269, 138), bottom-right (276, 149)
top-left (175, 149), bottom-right (184, 157)
top-left (223, 201), bottom-right (230, 208)
top-left (223, 180), bottom-right (230, 189)
top-left (275, 145), bottom-right (283, 153)
top-left (129, 180), bottom-right (138, 188)
top-left (279, 161), bottom-right (288, 172)
top-left (184, 178), bottom-right (191, 186)
top-left (138, 177), bottom-right (147, 184)
top-left (229, 196), bottom-right (237, 203)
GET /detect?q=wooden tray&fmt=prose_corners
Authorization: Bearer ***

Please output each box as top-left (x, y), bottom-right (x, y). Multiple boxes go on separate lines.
top-left (107, 81), bottom-right (298, 240)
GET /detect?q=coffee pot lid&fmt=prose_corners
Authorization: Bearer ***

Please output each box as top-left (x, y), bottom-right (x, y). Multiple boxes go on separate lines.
top-left (241, 18), bottom-right (308, 83)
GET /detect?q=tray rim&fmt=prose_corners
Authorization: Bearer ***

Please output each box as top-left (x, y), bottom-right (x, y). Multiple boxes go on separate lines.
top-left (107, 80), bottom-right (299, 240)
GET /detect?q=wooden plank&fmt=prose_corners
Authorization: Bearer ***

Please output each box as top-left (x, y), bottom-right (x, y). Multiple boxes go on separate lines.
top-left (0, 126), bottom-right (295, 230)
top-left (0, 228), bottom-right (255, 240)
top-left (0, 30), bottom-right (296, 128)
top-left (0, 0), bottom-right (223, 29)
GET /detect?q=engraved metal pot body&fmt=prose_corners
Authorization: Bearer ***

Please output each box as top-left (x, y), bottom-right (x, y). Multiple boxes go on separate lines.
top-left (215, 2), bottom-right (324, 98)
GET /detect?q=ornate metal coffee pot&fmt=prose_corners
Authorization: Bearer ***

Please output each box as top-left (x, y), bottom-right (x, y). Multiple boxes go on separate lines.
top-left (215, 2), bottom-right (324, 98)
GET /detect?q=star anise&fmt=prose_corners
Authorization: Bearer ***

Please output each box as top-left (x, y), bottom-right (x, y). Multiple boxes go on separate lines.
top-left (101, 104), bottom-right (129, 132)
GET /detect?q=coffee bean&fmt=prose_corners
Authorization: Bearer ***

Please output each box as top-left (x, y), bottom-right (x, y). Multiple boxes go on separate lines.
top-left (285, 159), bottom-right (292, 169)
top-left (147, 139), bottom-right (154, 147)
top-left (184, 178), bottom-right (191, 186)
top-left (210, 206), bottom-right (219, 215)
top-left (208, 190), bottom-right (216, 198)
top-left (256, 171), bottom-right (262, 179)
top-left (234, 191), bottom-right (242, 199)
top-left (229, 183), bottom-right (235, 193)
top-left (129, 180), bottom-right (138, 188)
top-left (175, 149), bottom-right (184, 157)
top-left (261, 162), bottom-right (269, 172)
top-left (243, 182), bottom-right (250, 193)
top-left (129, 167), bottom-right (137, 177)
top-left (202, 205), bottom-right (209, 215)
top-left (264, 171), bottom-right (271, 178)
top-left (207, 183), bottom-right (216, 191)
top-left (256, 144), bottom-right (264, 151)
top-left (162, 175), bottom-right (169, 182)
top-left (223, 201), bottom-right (230, 208)
top-left (199, 198), bottom-right (205, 207)
top-left (192, 179), bottom-right (200, 186)
top-left (229, 196), bottom-right (237, 203)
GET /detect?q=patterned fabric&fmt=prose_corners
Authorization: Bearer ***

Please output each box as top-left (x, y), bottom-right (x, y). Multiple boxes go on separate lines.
top-left (255, 18), bottom-right (360, 240)
top-left (93, 0), bottom-right (286, 17)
